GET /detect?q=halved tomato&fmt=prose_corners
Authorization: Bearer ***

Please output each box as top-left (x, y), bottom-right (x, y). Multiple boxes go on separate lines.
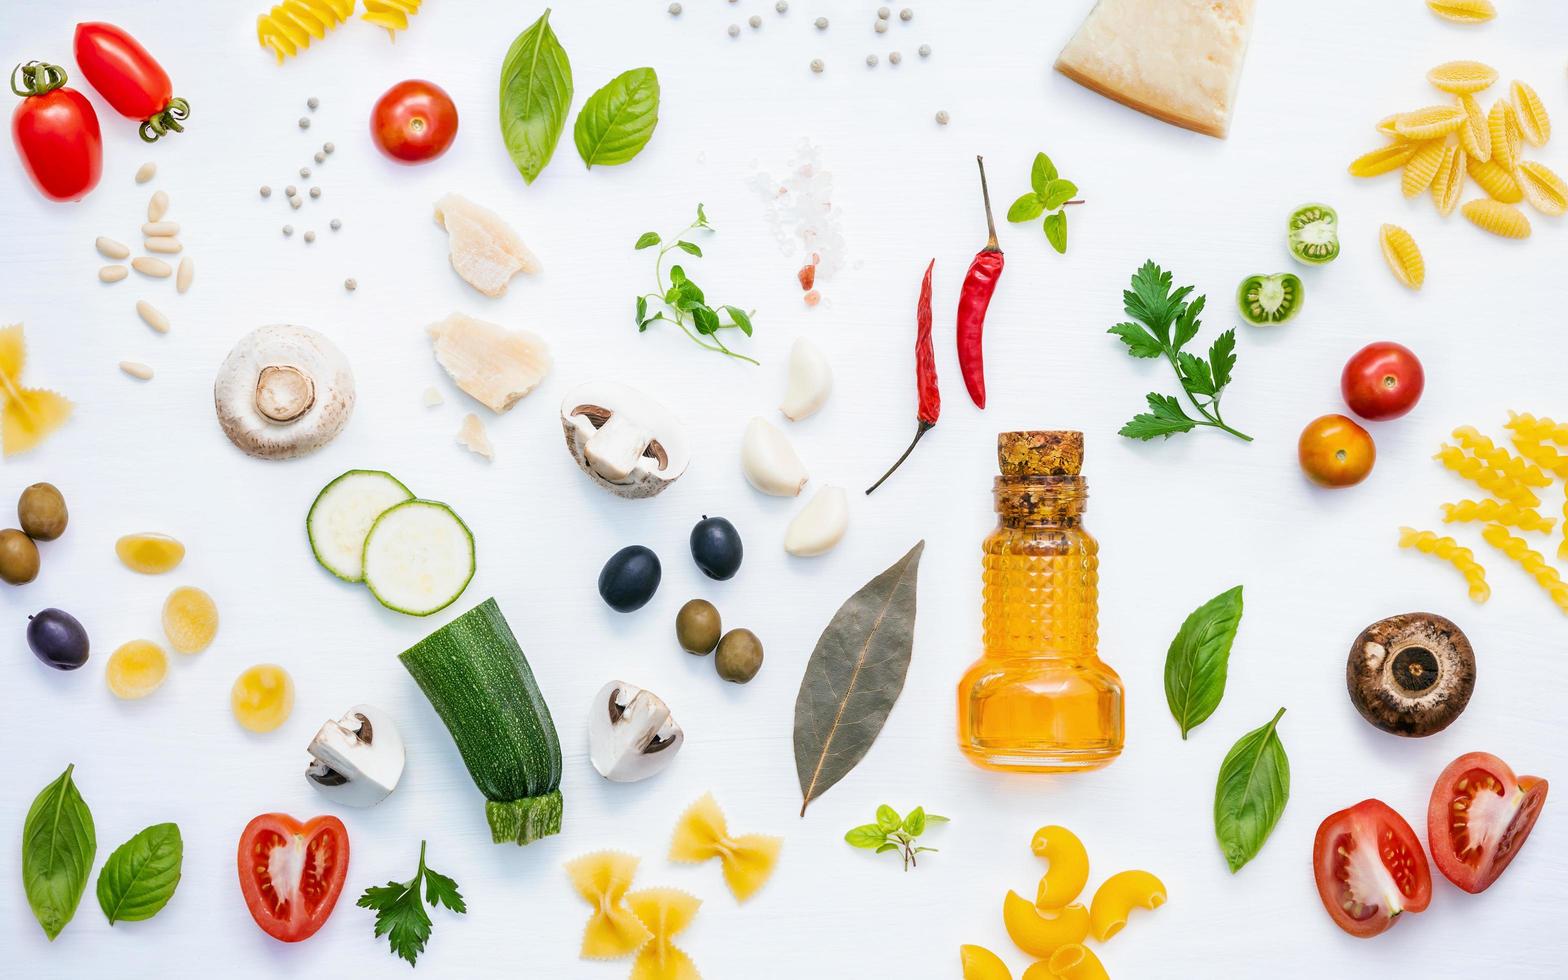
top-left (237, 813), bottom-right (350, 942)
top-left (1313, 799), bottom-right (1431, 938)
top-left (1427, 751), bottom-right (1548, 894)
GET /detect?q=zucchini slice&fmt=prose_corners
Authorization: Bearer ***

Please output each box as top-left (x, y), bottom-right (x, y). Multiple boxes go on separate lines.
top-left (306, 469), bottom-right (414, 582)
top-left (362, 499), bottom-right (476, 616)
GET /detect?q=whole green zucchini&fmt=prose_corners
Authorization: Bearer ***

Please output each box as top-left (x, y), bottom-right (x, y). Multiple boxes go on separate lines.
top-left (400, 597), bottom-right (563, 845)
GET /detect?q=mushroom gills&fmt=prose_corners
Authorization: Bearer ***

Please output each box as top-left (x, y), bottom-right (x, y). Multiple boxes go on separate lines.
top-left (305, 704), bottom-right (406, 807)
top-left (306, 469), bottom-right (414, 582)
top-left (362, 499), bottom-right (476, 617)
top-left (560, 381), bottom-right (690, 498)
top-left (427, 312), bottom-right (551, 414)
top-left (588, 680), bottom-right (684, 782)
top-left (433, 193), bottom-right (541, 297)
top-left (1346, 612), bottom-right (1476, 737)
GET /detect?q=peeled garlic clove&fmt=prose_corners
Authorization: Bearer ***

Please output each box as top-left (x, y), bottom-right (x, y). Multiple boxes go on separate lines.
top-left (785, 485), bottom-right (848, 556)
top-left (741, 416), bottom-right (808, 496)
top-left (779, 337), bottom-right (832, 421)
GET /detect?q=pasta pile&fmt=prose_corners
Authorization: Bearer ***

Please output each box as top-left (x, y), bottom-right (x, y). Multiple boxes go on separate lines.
top-left (1402, 414), bottom-right (1568, 614)
top-left (257, 0), bottom-right (423, 63)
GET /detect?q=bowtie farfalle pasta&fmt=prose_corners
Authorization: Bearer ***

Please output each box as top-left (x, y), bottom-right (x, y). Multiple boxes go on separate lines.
top-left (625, 888), bottom-right (702, 980)
top-left (564, 851), bottom-right (653, 960)
top-left (0, 324), bottom-right (73, 457)
top-left (667, 792), bottom-right (782, 903)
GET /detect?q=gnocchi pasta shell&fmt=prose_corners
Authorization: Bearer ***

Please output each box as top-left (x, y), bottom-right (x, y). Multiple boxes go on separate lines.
top-left (1425, 0), bottom-right (1495, 23)
top-left (1427, 61), bottom-right (1498, 95)
top-left (1395, 105), bottom-right (1468, 141)
top-left (1510, 81), bottom-right (1551, 147)
top-left (1401, 141), bottom-right (1447, 197)
top-left (1487, 99), bottom-right (1522, 171)
top-left (1457, 93), bottom-right (1492, 163)
top-left (1431, 145), bottom-right (1467, 217)
top-left (1467, 157), bottom-right (1524, 203)
top-left (1348, 142), bottom-right (1420, 178)
top-left (1516, 161), bottom-right (1568, 217)
top-left (1379, 224), bottom-right (1425, 290)
top-left (1461, 199), bottom-right (1532, 239)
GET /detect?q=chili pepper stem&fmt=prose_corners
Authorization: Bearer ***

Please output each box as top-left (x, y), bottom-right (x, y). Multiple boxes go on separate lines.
top-left (975, 156), bottom-right (1000, 252)
top-left (866, 420), bottom-right (935, 495)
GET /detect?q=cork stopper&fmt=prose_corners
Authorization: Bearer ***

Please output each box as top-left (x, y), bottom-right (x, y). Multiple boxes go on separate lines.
top-left (997, 430), bottom-right (1084, 477)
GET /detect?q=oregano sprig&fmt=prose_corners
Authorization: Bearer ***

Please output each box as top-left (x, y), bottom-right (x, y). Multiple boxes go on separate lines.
top-left (1006, 151), bottom-right (1083, 254)
top-left (633, 204), bottom-right (759, 365)
top-left (844, 804), bottom-right (949, 871)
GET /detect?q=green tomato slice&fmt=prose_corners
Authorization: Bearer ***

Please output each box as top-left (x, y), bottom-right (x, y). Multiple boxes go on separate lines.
top-left (1237, 273), bottom-right (1304, 325)
top-left (1288, 203), bottom-right (1339, 265)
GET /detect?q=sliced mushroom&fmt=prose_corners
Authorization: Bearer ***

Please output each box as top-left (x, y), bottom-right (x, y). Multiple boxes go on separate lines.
top-left (304, 704), bottom-right (406, 806)
top-left (215, 324), bottom-right (354, 459)
top-left (1347, 612), bottom-right (1475, 737)
top-left (561, 382), bottom-right (690, 498)
top-left (589, 680), bottom-right (684, 782)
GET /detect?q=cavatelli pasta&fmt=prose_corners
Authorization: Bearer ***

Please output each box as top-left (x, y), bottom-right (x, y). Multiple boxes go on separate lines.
top-left (1467, 157), bottom-right (1523, 203)
top-left (1509, 437), bottom-right (1568, 479)
top-left (1442, 499), bottom-right (1557, 533)
top-left (1457, 93), bottom-right (1492, 163)
top-left (1481, 524), bottom-right (1568, 614)
top-left (1395, 105), bottom-right (1468, 141)
top-left (1487, 98), bottom-right (1521, 170)
top-left (1379, 223), bottom-right (1424, 289)
top-left (1402, 140), bottom-right (1447, 197)
top-left (1349, 142), bottom-right (1421, 178)
top-left (1517, 161), bottom-right (1568, 217)
top-left (1431, 145), bottom-right (1466, 216)
top-left (1451, 426), bottom-right (1552, 487)
top-left (257, 0), bottom-right (356, 63)
top-left (1434, 445), bottom-right (1540, 506)
top-left (1510, 80), bottom-right (1551, 146)
top-left (1427, 61), bottom-right (1497, 95)
top-left (1561, 484), bottom-right (1568, 562)
top-left (1375, 114), bottom-right (1401, 138)
top-left (1398, 527), bottom-right (1491, 603)
top-left (1461, 198), bottom-right (1531, 239)
top-left (1505, 411), bottom-right (1568, 445)
top-left (1426, 0), bottom-right (1496, 23)
top-left (361, 0), bottom-right (422, 37)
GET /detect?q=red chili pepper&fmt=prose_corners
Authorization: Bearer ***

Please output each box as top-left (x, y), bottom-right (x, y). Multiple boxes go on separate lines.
top-left (957, 155), bottom-right (1004, 409)
top-left (866, 258), bottom-right (939, 495)
top-left (73, 22), bottom-right (190, 142)
top-left (10, 61), bottom-right (102, 202)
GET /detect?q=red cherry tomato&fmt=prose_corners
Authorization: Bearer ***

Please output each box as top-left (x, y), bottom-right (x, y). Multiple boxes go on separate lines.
top-left (73, 22), bottom-right (189, 141)
top-left (236, 813), bottom-right (349, 943)
top-left (1341, 342), bottom-right (1424, 421)
top-left (371, 80), bottom-right (458, 165)
top-left (1298, 413), bottom-right (1376, 488)
top-left (10, 62), bottom-right (102, 202)
top-left (1313, 799), bottom-right (1432, 939)
top-left (1428, 751), bottom-right (1548, 894)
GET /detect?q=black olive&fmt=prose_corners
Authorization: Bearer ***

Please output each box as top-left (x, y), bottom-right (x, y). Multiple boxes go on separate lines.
top-left (1346, 612), bottom-right (1475, 737)
top-left (690, 515), bottom-right (743, 580)
top-left (598, 545), bottom-right (662, 613)
top-left (27, 608), bottom-right (89, 670)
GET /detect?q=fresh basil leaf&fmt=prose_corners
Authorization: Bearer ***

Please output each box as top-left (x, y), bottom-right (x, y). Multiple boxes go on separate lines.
top-left (1163, 586), bottom-right (1245, 739)
top-left (875, 842), bottom-right (900, 854)
top-left (1042, 179), bottom-right (1078, 211)
top-left (1214, 708), bottom-right (1290, 873)
top-left (573, 66), bottom-right (660, 168)
top-left (499, 8), bottom-right (573, 184)
top-left (96, 822), bottom-right (182, 924)
top-left (23, 764), bottom-right (96, 940)
top-left (1043, 211), bottom-right (1067, 254)
top-left (1031, 152), bottom-right (1057, 194)
top-left (696, 203), bottom-right (710, 227)
top-left (722, 305), bottom-right (753, 336)
top-left (1208, 329), bottom-right (1237, 391)
top-left (902, 807), bottom-right (926, 836)
top-left (1120, 393), bottom-right (1197, 440)
top-left (876, 805), bottom-right (901, 832)
top-left (637, 311), bottom-right (662, 333)
top-left (925, 814), bottom-right (950, 823)
top-left (635, 295), bottom-right (648, 324)
top-left (691, 304), bottom-right (720, 335)
top-left (844, 825), bottom-right (886, 849)
top-left (634, 232), bottom-right (661, 250)
top-left (1108, 321), bottom-right (1164, 359)
top-left (914, 846), bottom-right (939, 854)
top-left (676, 279), bottom-right (705, 311)
top-left (1006, 193), bottom-right (1045, 223)
top-left (675, 240), bottom-right (702, 257)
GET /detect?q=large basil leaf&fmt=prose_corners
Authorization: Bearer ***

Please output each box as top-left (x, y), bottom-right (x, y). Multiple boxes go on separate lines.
top-left (97, 822), bottom-right (183, 924)
top-left (1213, 707), bottom-right (1290, 873)
top-left (22, 764), bottom-right (96, 940)
top-left (499, 8), bottom-right (573, 184)
top-left (1164, 585), bottom-right (1244, 738)
top-left (795, 541), bottom-right (924, 815)
top-left (573, 67), bottom-right (659, 168)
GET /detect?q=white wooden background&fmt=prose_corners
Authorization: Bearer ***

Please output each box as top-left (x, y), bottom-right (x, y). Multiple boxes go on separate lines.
top-left (2, 1), bottom-right (1565, 977)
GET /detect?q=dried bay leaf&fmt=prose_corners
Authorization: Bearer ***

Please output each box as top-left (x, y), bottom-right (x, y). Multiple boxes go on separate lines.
top-left (794, 541), bottom-right (925, 816)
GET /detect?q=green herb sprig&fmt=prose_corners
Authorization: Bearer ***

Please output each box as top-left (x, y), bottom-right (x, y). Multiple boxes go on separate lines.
top-left (1214, 708), bottom-right (1290, 873)
top-left (357, 840), bottom-right (467, 967)
top-left (1006, 152), bottom-right (1082, 253)
top-left (844, 804), bottom-right (948, 871)
top-left (1110, 260), bottom-right (1253, 442)
top-left (634, 204), bottom-right (758, 364)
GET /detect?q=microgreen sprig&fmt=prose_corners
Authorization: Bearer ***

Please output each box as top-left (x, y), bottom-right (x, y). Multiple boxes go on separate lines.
top-left (634, 204), bottom-right (759, 365)
top-left (844, 804), bottom-right (949, 871)
top-left (1006, 151), bottom-right (1083, 254)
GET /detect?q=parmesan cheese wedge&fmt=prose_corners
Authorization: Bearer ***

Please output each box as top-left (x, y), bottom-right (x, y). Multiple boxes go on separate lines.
top-left (1054, 0), bottom-right (1256, 139)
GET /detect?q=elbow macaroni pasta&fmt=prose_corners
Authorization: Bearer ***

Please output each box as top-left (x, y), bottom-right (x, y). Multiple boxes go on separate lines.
top-left (1088, 870), bottom-right (1167, 943)
top-left (1002, 890), bottom-right (1090, 958)
top-left (1398, 527), bottom-right (1492, 603)
top-left (1039, 945), bottom-right (1111, 980)
top-left (959, 944), bottom-right (1014, 980)
top-left (1031, 825), bottom-right (1090, 909)
top-left (1481, 524), bottom-right (1568, 614)
top-left (1442, 498), bottom-right (1557, 533)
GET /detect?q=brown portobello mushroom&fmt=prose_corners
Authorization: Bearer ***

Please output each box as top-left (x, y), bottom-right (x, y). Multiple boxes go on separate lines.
top-left (1346, 612), bottom-right (1475, 737)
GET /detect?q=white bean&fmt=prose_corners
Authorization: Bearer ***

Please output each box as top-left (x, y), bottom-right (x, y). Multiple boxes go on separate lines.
top-left (132, 256), bottom-right (172, 278)
top-left (96, 237), bottom-right (130, 260)
top-left (136, 300), bottom-right (170, 333)
top-left (142, 221), bottom-right (180, 237)
top-left (134, 161), bottom-right (157, 183)
top-left (99, 265), bottom-right (128, 283)
top-left (147, 190), bottom-right (170, 221)
top-left (144, 237), bottom-right (182, 254)
top-left (176, 257), bottom-right (194, 294)
top-left (119, 360), bottom-right (154, 380)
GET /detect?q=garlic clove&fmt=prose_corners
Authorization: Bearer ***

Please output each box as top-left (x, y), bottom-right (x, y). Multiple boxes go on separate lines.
top-left (779, 337), bottom-right (832, 421)
top-left (785, 485), bottom-right (849, 556)
top-left (741, 416), bottom-right (808, 496)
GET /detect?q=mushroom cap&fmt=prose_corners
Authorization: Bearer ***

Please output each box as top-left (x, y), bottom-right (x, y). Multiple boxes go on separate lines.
top-left (588, 680), bottom-right (684, 782)
top-left (215, 325), bottom-right (354, 460)
top-left (1347, 612), bottom-right (1476, 737)
top-left (560, 381), bottom-right (690, 498)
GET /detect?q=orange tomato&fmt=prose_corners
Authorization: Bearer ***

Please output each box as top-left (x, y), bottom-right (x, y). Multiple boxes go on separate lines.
top-left (1298, 414), bottom-right (1375, 487)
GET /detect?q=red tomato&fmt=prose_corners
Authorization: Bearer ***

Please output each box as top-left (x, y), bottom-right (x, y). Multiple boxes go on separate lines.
top-left (73, 22), bottom-right (189, 141)
top-left (1313, 799), bottom-right (1432, 938)
top-left (1342, 342), bottom-right (1424, 421)
top-left (371, 80), bottom-right (459, 165)
top-left (1298, 413), bottom-right (1376, 487)
top-left (237, 813), bottom-right (349, 943)
top-left (10, 62), bottom-right (102, 201)
top-left (1428, 751), bottom-right (1548, 894)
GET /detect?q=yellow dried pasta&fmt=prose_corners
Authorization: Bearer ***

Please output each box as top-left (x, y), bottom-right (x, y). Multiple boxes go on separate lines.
top-left (1467, 157), bottom-right (1523, 202)
top-left (1517, 161), bottom-right (1568, 217)
top-left (1349, 142), bottom-right (1421, 178)
top-left (1427, 61), bottom-right (1497, 95)
top-left (1442, 499), bottom-right (1557, 533)
top-left (1481, 524), bottom-right (1568, 614)
top-left (256, 0), bottom-right (355, 63)
top-left (1510, 80), bottom-right (1551, 147)
top-left (1426, 0), bottom-right (1495, 23)
top-left (1510, 437), bottom-right (1568, 479)
top-left (1451, 426), bottom-right (1552, 487)
top-left (1457, 93), bottom-right (1492, 163)
top-left (626, 888), bottom-right (702, 980)
top-left (1505, 411), bottom-right (1568, 445)
top-left (1379, 223), bottom-right (1424, 289)
top-left (1431, 145), bottom-right (1466, 216)
top-left (668, 792), bottom-right (782, 903)
top-left (1434, 445), bottom-right (1540, 506)
top-left (1461, 198), bottom-right (1531, 239)
top-left (564, 851), bottom-right (653, 960)
top-left (1398, 527), bottom-right (1491, 603)
top-left (1401, 140), bottom-right (1447, 197)
top-left (1487, 98), bottom-right (1521, 170)
top-left (1395, 105), bottom-right (1468, 141)
top-left (1375, 114), bottom-right (1401, 138)
top-left (362, 0), bottom-right (422, 37)
top-left (1561, 485), bottom-right (1568, 562)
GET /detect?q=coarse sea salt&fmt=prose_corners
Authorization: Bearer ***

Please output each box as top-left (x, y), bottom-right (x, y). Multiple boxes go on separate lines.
top-left (751, 141), bottom-right (847, 287)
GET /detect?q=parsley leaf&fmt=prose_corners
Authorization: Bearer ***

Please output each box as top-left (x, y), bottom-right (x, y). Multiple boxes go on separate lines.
top-left (357, 841), bottom-right (466, 967)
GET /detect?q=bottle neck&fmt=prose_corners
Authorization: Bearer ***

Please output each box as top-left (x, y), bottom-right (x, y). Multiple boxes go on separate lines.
top-left (994, 475), bottom-right (1088, 527)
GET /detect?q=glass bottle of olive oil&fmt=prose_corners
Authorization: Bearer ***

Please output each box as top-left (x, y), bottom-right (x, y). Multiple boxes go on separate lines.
top-left (957, 431), bottom-right (1125, 772)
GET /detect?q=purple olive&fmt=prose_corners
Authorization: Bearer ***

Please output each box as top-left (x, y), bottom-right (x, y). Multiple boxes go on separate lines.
top-left (27, 608), bottom-right (89, 670)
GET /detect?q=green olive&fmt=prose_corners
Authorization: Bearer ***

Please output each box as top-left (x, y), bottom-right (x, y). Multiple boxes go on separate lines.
top-left (715, 628), bottom-right (763, 683)
top-left (18, 483), bottom-right (67, 541)
top-left (0, 529), bottom-right (40, 585)
top-left (676, 599), bottom-right (722, 655)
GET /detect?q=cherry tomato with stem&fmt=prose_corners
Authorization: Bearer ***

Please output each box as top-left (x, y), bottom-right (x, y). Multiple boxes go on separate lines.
top-left (370, 80), bottom-right (458, 165)
top-left (73, 22), bottom-right (189, 142)
top-left (10, 62), bottom-right (102, 202)
top-left (1428, 751), bottom-right (1548, 894)
top-left (1313, 799), bottom-right (1431, 939)
top-left (1342, 342), bottom-right (1424, 421)
top-left (236, 812), bottom-right (349, 943)
top-left (1299, 413), bottom-right (1375, 488)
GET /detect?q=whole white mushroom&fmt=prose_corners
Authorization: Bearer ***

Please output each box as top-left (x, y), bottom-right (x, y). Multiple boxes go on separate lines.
top-left (214, 325), bottom-right (354, 459)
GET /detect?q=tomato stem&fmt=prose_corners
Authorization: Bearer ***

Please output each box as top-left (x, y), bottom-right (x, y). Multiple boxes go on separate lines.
top-left (10, 61), bottom-right (69, 98)
top-left (138, 97), bottom-right (190, 143)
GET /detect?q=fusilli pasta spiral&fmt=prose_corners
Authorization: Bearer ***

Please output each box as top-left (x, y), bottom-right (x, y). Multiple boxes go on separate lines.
top-left (257, 0), bottom-right (355, 63)
top-left (1441, 498), bottom-right (1556, 533)
top-left (1398, 527), bottom-right (1491, 603)
top-left (1434, 445), bottom-right (1540, 506)
top-left (1481, 524), bottom-right (1568, 614)
top-left (1451, 426), bottom-right (1551, 487)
